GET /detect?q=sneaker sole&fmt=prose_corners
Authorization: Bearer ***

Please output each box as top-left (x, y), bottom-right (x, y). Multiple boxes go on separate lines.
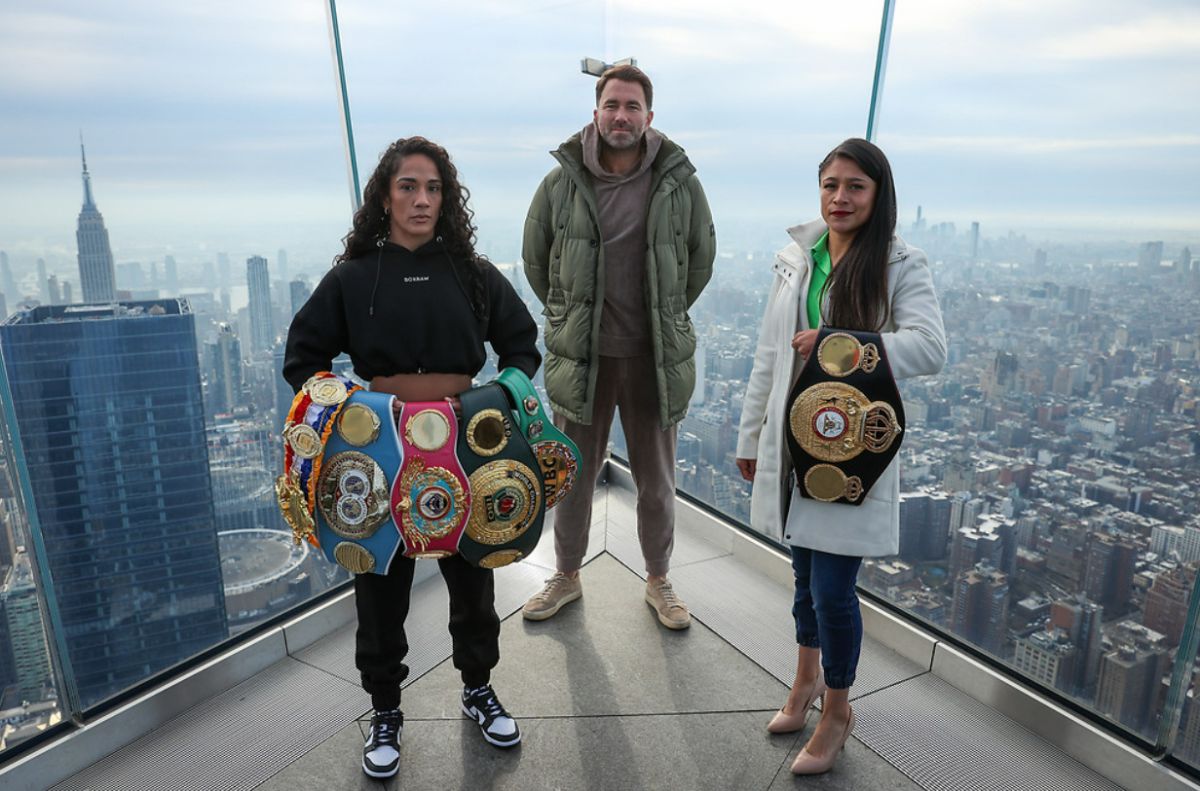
top-left (645, 594), bottom-right (692, 630)
top-left (461, 702), bottom-right (522, 748)
top-left (521, 589), bottom-right (582, 621)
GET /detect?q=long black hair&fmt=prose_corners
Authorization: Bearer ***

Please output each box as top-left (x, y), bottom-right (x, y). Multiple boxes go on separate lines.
top-left (336, 136), bottom-right (488, 318)
top-left (818, 138), bottom-right (897, 332)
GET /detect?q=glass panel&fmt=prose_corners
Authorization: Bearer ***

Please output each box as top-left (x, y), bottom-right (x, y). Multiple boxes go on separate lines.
top-left (0, 2), bottom-right (351, 744)
top-left (596, 2), bottom-right (885, 519)
top-left (863, 0), bottom-right (1200, 756)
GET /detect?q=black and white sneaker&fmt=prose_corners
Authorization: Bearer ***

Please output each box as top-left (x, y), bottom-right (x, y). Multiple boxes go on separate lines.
top-left (461, 684), bottom-right (521, 748)
top-left (362, 708), bottom-right (403, 778)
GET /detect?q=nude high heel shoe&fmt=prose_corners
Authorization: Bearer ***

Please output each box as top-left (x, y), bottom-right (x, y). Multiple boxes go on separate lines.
top-left (789, 707), bottom-right (855, 775)
top-left (766, 676), bottom-right (826, 734)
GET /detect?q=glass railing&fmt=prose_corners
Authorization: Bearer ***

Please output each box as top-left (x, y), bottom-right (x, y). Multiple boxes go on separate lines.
top-left (869, 1), bottom-right (1200, 768)
top-left (0, 2), bottom-right (352, 757)
top-left (1, 0), bottom-right (1197, 777)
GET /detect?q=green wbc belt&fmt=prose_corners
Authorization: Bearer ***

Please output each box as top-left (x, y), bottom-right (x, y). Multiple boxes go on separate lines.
top-left (784, 327), bottom-right (905, 506)
top-left (494, 367), bottom-right (582, 509)
top-left (455, 382), bottom-right (545, 568)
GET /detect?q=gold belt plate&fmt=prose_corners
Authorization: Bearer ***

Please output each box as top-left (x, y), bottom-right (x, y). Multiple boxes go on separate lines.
top-left (466, 459), bottom-right (542, 546)
top-left (317, 451), bottom-right (391, 539)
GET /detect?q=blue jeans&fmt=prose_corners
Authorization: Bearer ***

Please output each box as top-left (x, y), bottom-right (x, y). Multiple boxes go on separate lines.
top-left (790, 546), bottom-right (863, 690)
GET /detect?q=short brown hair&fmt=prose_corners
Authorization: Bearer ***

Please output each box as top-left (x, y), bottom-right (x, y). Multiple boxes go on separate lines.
top-left (595, 65), bottom-right (653, 110)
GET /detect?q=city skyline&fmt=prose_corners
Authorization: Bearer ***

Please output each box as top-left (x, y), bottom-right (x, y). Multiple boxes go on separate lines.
top-left (3, 1), bottom-right (1199, 259)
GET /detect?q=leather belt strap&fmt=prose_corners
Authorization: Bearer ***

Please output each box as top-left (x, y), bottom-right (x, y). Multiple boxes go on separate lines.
top-left (391, 399), bottom-right (471, 560)
top-left (784, 328), bottom-right (906, 506)
top-left (314, 389), bottom-right (404, 574)
top-left (455, 382), bottom-right (546, 568)
top-left (494, 367), bottom-right (582, 509)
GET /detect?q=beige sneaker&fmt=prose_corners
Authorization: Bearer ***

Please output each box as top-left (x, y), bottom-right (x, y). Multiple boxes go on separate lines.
top-left (645, 578), bottom-right (691, 630)
top-left (521, 572), bottom-right (582, 621)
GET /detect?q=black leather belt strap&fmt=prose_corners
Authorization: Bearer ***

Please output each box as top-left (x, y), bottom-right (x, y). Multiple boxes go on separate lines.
top-left (784, 327), bottom-right (906, 506)
top-left (455, 383), bottom-right (546, 567)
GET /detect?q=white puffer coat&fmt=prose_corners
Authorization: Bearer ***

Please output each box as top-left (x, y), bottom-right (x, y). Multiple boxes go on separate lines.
top-left (735, 220), bottom-right (947, 557)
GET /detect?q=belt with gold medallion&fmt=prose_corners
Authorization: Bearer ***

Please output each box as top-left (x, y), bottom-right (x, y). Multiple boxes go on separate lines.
top-left (784, 328), bottom-right (905, 506)
top-left (454, 382), bottom-right (545, 569)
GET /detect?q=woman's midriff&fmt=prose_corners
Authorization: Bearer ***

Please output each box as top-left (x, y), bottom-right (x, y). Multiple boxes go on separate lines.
top-left (370, 372), bottom-right (472, 402)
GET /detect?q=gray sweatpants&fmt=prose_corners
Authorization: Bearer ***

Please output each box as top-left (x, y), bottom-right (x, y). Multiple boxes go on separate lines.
top-left (552, 354), bottom-right (678, 577)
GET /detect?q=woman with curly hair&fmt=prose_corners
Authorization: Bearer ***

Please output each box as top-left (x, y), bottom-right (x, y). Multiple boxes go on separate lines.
top-left (284, 137), bottom-right (540, 778)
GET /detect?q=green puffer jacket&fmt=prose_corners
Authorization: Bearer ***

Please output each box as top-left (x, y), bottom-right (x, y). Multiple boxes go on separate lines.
top-left (522, 131), bottom-right (716, 428)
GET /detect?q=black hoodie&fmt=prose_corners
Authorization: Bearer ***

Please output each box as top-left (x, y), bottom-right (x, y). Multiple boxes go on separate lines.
top-left (283, 239), bottom-right (540, 391)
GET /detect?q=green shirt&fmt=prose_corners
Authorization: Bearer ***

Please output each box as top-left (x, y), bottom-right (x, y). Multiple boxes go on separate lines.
top-left (807, 232), bottom-right (832, 329)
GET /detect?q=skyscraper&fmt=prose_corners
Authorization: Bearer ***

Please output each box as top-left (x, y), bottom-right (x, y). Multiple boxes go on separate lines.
top-left (0, 250), bottom-right (15, 301)
top-left (950, 562), bottom-right (1009, 655)
top-left (288, 277), bottom-right (311, 319)
top-left (246, 255), bottom-right (274, 355)
top-left (0, 300), bottom-right (228, 707)
top-left (207, 322), bottom-right (243, 416)
top-left (1, 551), bottom-right (54, 701)
top-left (75, 141), bottom-right (117, 303)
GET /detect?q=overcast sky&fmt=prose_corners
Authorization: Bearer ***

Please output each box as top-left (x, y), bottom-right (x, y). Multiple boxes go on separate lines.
top-left (1, 0), bottom-right (1197, 274)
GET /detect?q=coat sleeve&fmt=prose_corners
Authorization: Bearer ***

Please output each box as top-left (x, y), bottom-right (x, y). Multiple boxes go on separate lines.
top-left (735, 275), bottom-right (784, 460)
top-left (282, 266), bottom-right (348, 392)
top-left (485, 264), bottom-right (542, 378)
top-left (879, 249), bottom-right (947, 380)
top-left (684, 174), bottom-right (716, 308)
top-left (522, 174), bottom-right (555, 305)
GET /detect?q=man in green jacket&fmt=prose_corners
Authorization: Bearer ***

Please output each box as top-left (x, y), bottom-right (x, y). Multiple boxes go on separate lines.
top-left (521, 65), bottom-right (715, 629)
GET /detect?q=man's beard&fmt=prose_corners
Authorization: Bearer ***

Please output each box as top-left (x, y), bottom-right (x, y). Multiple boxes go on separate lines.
top-left (600, 126), bottom-right (643, 152)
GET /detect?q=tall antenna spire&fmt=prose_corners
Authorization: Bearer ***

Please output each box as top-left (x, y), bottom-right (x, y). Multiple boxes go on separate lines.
top-left (80, 131), bottom-right (96, 210)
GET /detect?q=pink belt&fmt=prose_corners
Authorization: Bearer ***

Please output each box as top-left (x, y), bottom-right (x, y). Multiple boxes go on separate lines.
top-left (391, 400), bottom-right (471, 559)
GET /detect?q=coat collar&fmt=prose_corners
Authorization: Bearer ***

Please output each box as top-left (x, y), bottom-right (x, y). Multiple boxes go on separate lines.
top-left (785, 219), bottom-right (912, 265)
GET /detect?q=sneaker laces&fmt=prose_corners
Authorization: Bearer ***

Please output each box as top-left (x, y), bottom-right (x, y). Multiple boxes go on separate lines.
top-left (534, 573), bottom-right (571, 602)
top-left (469, 686), bottom-right (507, 719)
top-left (653, 580), bottom-right (683, 610)
top-left (370, 710), bottom-right (401, 745)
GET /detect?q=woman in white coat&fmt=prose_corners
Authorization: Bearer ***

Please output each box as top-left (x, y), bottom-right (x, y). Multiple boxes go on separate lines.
top-left (735, 138), bottom-right (946, 775)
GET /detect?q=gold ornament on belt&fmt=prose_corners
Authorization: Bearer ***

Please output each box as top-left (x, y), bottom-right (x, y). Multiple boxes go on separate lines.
top-left (275, 470), bottom-right (316, 546)
top-left (804, 464), bottom-right (865, 503)
top-left (304, 375), bottom-right (349, 407)
top-left (285, 423), bottom-right (323, 459)
top-left (789, 381), bottom-right (901, 464)
top-left (404, 408), bottom-right (452, 452)
top-left (317, 451), bottom-right (391, 539)
top-left (817, 332), bottom-right (880, 378)
top-left (393, 458), bottom-right (467, 552)
top-left (338, 403), bottom-right (381, 447)
top-left (465, 408), bottom-right (511, 457)
top-left (534, 441), bottom-right (579, 509)
top-left (478, 549), bottom-right (524, 569)
top-left (466, 460), bottom-right (542, 545)
top-left (333, 542), bottom-right (376, 574)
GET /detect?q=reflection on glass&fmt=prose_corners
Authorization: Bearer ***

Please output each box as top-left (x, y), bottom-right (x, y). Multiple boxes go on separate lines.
top-left (869, 0), bottom-right (1200, 757)
top-left (0, 2), bottom-right (350, 753)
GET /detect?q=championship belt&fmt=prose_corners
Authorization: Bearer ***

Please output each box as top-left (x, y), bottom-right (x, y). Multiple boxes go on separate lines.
top-left (493, 367), bottom-right (582, 509)
top-left (390, 400), bottom-right (471, 560)
top-left (784, 328), bottom-right (905, 506)
top-left (314, 389), bottom-right (405, 575)
top-left (455, 383), bottom-right (546, 568)
top-left (276, 372), bottom-right (363, 550)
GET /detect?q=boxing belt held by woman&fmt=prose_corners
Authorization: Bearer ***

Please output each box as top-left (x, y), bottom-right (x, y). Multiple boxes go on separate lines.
top-left (784, 328), bottom-right (905, 505)
top-left (275, 369), bottom-right (583, 574)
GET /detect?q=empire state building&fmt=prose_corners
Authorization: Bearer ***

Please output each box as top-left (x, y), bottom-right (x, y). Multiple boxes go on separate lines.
top-left (75, 140), bottom-right (116, 303)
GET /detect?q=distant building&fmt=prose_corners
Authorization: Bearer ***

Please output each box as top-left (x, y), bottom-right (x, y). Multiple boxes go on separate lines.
top-left (74, 141), bottom-right (117, 303)
top-left (1143, 563), bottom-right (1197, 647)
top-left (246, 256), bottom-right (274, 354)
top-left (1082, 533), bottom-right (1137, 614)
top-left (1012, 628), bottom-right (1077, 690)
top-left (288, 277), bottom-right (311, 318)
top-left (207, 322), bottom-right (243, 416)
top-left (1095, 640), bottom-right (1168, 735)
top-left (950, 562), bottom-right (1009, 655)
top-left (0, 300), bottom-right (228, 707)
top-left (0, 551), bottom-right (53, 700)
